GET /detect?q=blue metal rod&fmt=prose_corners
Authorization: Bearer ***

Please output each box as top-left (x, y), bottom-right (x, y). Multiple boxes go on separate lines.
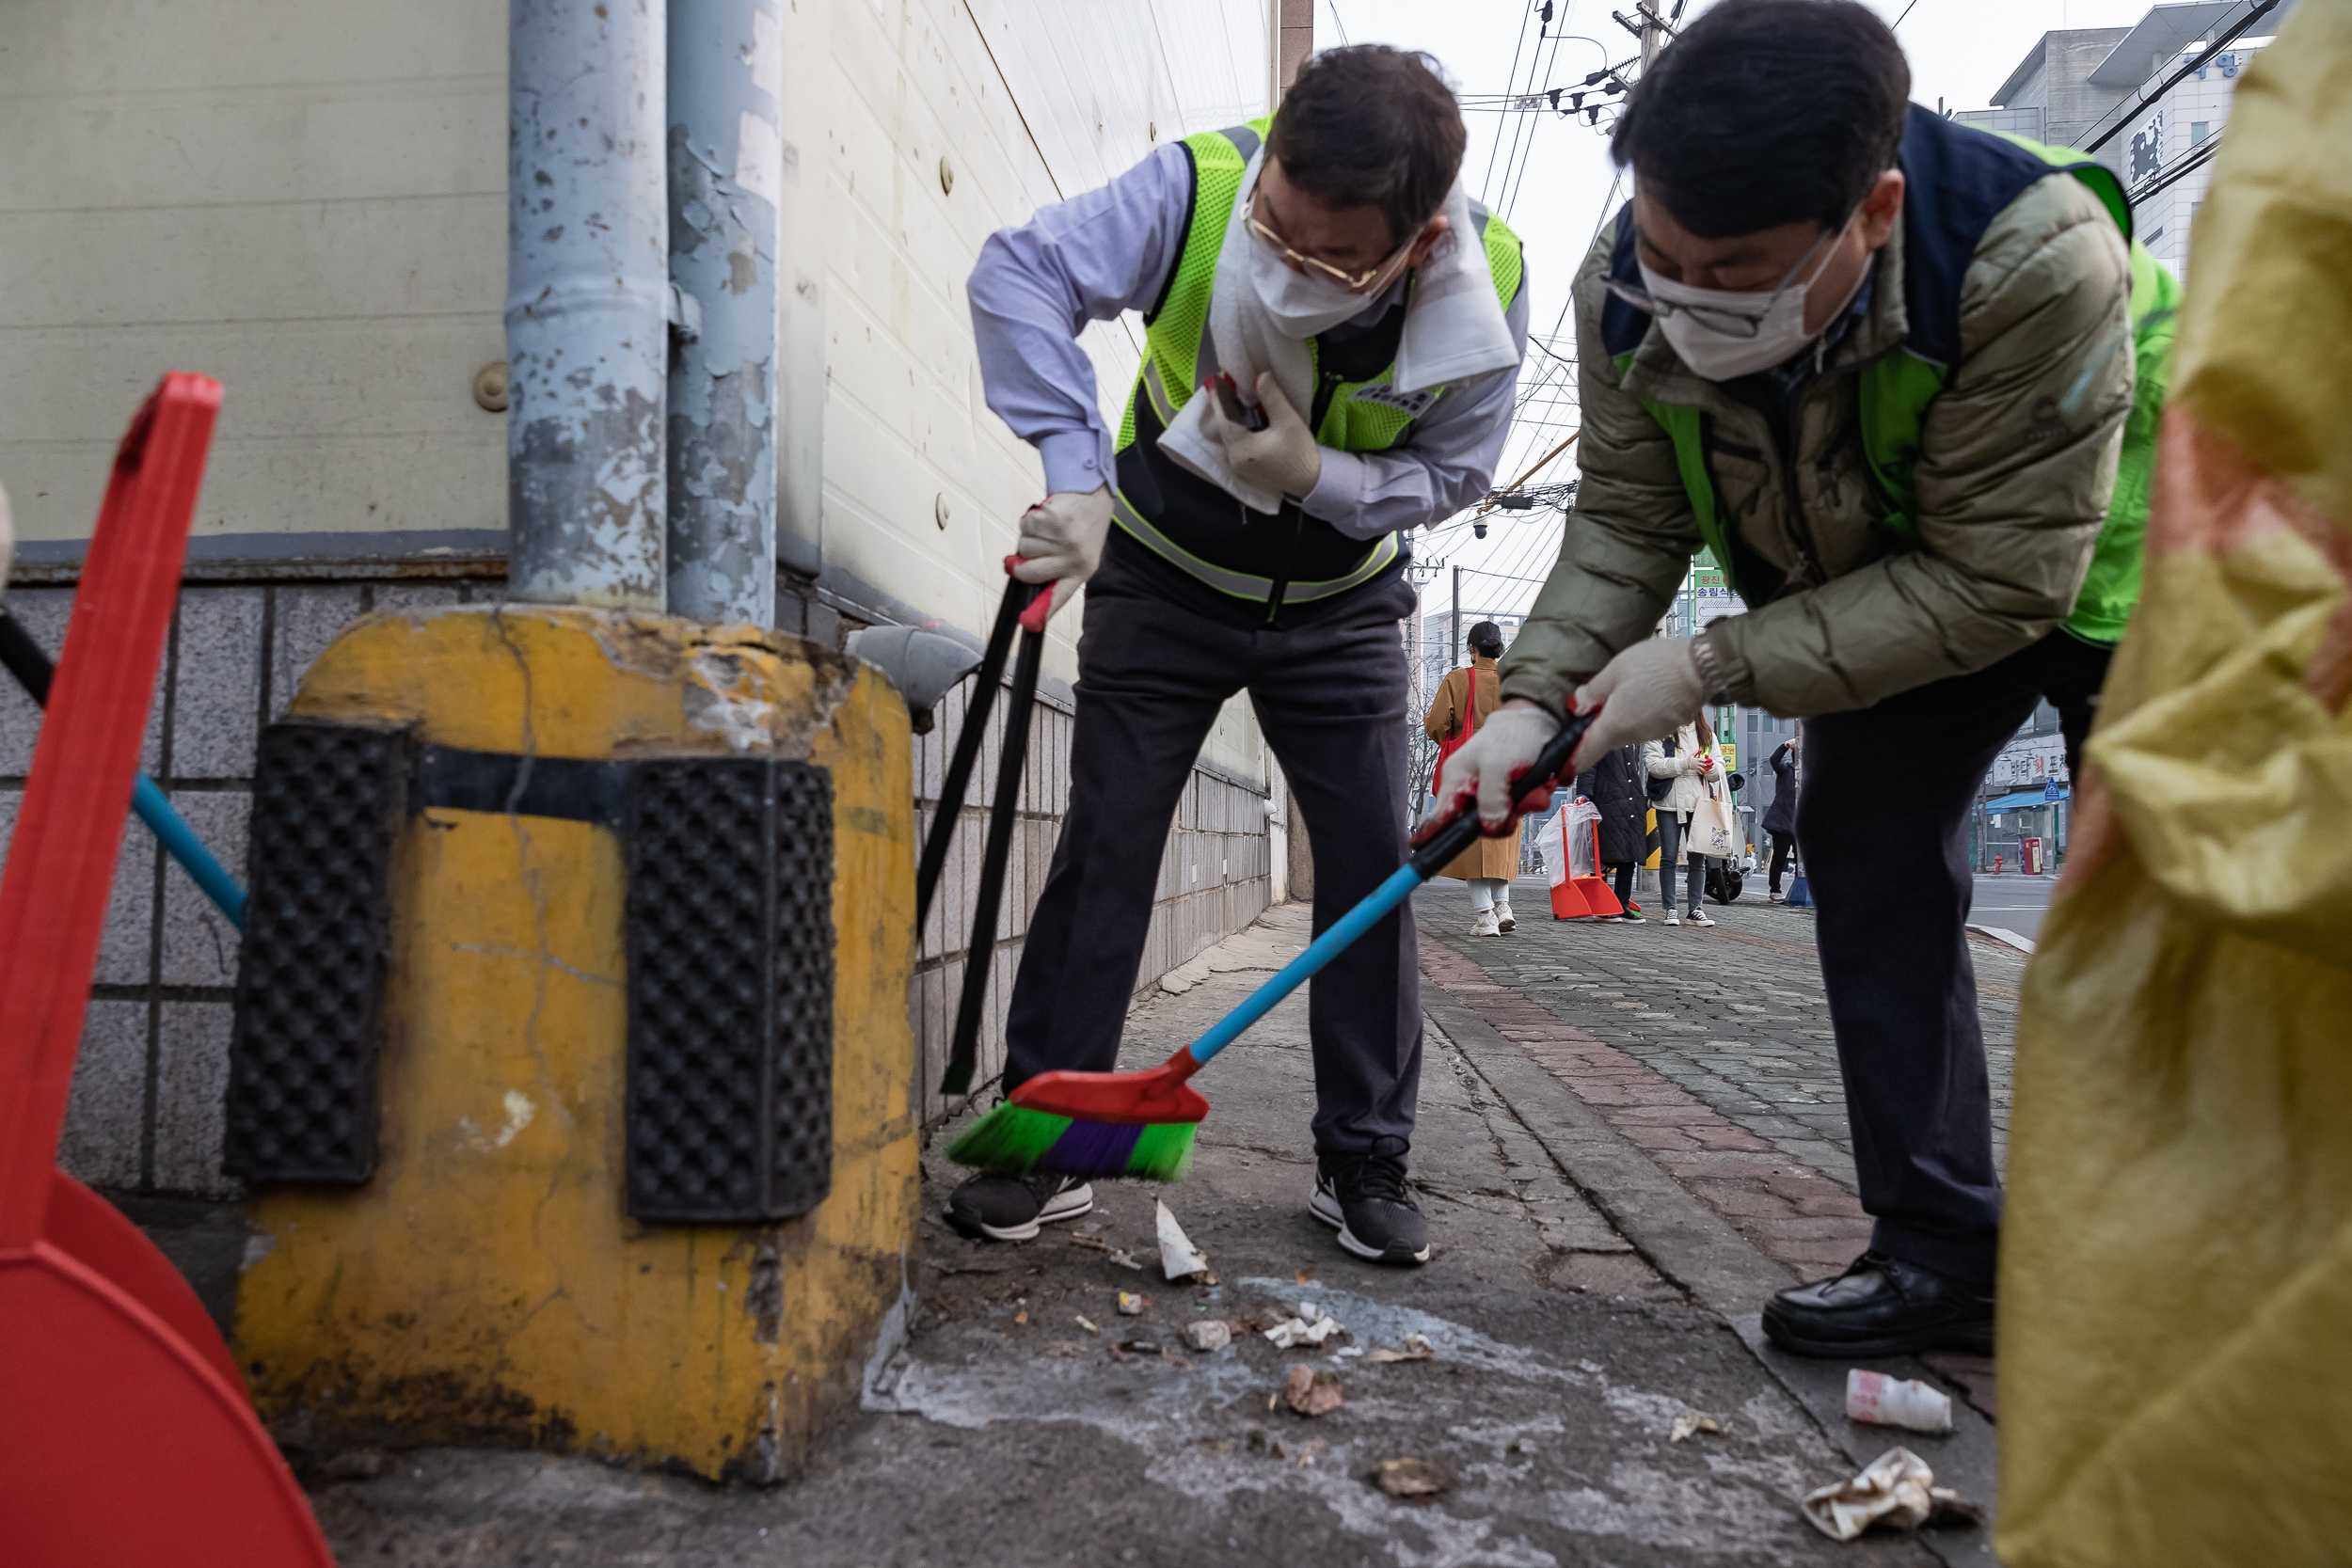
top-left (1182, 707), bottom-right (1596, 1072)
top-left (0, 608), bottom-right (246, 929)
top-left (1185, 863), bottom-right (1422, 1069)
top-left (131, 776), bottom-right (245, 930)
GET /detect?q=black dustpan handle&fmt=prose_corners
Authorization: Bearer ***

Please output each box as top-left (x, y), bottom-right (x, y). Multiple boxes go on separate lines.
top-left (914, 577), bottom-right (1036, 929)
top-left (939, 594), bottom-right (1045, 1097)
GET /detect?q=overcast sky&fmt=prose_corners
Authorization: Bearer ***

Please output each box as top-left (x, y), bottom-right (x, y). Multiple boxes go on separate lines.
top-left (1331, 0), bottom-right (2162, 628)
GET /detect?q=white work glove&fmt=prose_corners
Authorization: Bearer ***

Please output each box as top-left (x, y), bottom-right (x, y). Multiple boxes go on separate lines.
top-left (1009, 484), bottom-right (1113, 623)
top-left (1200, 371), bottom-right (1325, 501)
top-left (1429, 703), bottom-right (1564, 838)
top-left (1568, 637), bottom-right (1708, 773)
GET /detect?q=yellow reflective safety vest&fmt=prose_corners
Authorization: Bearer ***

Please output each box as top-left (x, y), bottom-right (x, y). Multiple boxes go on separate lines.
top-left (1113, 118), bottom-right (1524, 610)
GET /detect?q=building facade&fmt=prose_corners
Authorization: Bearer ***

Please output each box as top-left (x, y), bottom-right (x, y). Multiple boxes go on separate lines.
top-left (0, 0), bottom-right (1303, 1201)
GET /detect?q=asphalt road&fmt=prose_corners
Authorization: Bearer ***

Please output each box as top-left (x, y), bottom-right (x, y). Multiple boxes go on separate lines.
top-left (1967, 872), bottom-right (2058, 941)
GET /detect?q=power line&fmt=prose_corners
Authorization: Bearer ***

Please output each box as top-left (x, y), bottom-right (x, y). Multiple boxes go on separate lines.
top-left (1890, 0), bottom-right (1923, 29)
top-left (2080, 0), bottom-right (2278, 154)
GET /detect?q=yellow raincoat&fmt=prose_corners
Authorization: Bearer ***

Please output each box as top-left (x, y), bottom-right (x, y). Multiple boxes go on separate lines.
top-left (1998, 7), bottom-right (2352, 1563)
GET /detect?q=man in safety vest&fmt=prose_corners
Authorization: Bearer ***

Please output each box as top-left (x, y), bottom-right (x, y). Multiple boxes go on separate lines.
top-left (1443, 0), bottom-right (2173, 1353)
top-left (953, 45), bottom-right (1529, 1264)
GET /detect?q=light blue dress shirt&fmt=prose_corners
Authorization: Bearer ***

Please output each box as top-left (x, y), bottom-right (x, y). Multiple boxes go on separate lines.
top-left (966, 143), bottom-right (1530, 543)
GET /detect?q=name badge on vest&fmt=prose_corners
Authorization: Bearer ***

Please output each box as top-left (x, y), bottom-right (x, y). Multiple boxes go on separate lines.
top-left (1347, 384), bottom-right (1439, 418)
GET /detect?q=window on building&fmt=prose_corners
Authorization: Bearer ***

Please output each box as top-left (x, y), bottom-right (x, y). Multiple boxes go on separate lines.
top-left (2189, 120), bottom-right (2210, 146)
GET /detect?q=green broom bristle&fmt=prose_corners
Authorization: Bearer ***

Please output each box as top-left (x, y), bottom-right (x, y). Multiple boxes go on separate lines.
top-left (1125, 1121), bottom-right (1198, 1182)
top-left (946, 1103), bottom-right (1201, 1183)
top-left (946, 1102), bottom-right (1071, 1175)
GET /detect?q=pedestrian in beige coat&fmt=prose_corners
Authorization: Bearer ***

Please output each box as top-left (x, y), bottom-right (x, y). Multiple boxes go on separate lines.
top-left (1423, 621), bottom-right (1518, 933)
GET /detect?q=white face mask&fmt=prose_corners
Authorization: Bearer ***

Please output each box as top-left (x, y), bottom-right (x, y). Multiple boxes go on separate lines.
top-left (1247, 229), bottom-right (1390, 339)
top-left (1629, 216), bottom-right (1868, 381)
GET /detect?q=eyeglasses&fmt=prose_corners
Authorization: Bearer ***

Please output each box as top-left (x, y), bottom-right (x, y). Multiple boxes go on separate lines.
top-left (1604, 211), bottom-right (1854, 340)
top-left (1243, 182), bottom-right (1412, 293)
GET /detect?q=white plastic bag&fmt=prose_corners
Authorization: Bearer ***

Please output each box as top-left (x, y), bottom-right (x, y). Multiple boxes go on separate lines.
top-left (1539, 807), bottom-right (1573, 887)
top-left (1565, 800), bottom-right (1600, 878)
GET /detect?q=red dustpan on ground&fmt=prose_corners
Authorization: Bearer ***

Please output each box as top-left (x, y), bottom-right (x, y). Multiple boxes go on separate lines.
top-left (0, 374), bottom-right (336, 1567)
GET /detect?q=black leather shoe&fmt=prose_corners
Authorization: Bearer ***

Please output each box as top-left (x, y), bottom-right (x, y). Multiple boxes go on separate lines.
top-left (1762, 1251), bottom-right (1994, 1357)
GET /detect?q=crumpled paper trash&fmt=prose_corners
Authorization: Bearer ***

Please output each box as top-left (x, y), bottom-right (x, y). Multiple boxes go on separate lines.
top-left (1263, 1300), bottom-right (1344, 1348)
top-left (1802, 1447), bottom-right (1981, 1541)
top-left (1670, 1413), bottom-right (1723, 1443)
top-left (1367, 1333), bottom-right (1435, 1364)
top-left (1847, 1370), bottom-right (1953, 1433)
top-left (1182, 1319), bottom-right (1232, 1353)
top-left (1156, 1199), bottom-right (1213, 1281)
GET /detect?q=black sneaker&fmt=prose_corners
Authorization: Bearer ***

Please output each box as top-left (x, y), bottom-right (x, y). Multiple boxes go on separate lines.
top-left (1308, 1143), bottom-right (1430, 1266)
top-left (1615, 911), bottom-right (1643, 923)
top-left (1762, 1251), bottom-right (1994, 1357)
top-left (944, 1172), bottom-right (1093, 1242)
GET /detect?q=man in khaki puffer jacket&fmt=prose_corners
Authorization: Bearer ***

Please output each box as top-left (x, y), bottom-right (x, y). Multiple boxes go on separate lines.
top-left (1440, 0), bottom-right (2161, 1358)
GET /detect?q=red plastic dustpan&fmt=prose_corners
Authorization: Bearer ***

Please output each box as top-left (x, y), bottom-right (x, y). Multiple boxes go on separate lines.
top-left (0, 374), bottom-right (336, 1567)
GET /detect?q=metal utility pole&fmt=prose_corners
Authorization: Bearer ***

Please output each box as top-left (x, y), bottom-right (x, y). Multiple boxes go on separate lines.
top-left (508, 0), bottom-right (670, 611)
top-left (1451, 565), bottom-right (1462, 670)
top-left (667, 0), bottom-right (784, 626)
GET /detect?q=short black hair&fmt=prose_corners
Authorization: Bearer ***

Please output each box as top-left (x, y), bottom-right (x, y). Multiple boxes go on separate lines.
top-left (1611, 0), bottom-right (1910, 238)
top-left (1270, 46), bottom-right (1466, 247)
top-left (1467, 620), bottom-right (1504, 655)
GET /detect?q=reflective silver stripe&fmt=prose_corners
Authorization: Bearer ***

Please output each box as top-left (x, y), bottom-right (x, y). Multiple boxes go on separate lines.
top-left (1110, 491), bottom-right (1399, 604)
top-left (1468, 197), bottom-right (1494, 239)
top-left (1142, 360), bottom-right (1180, 425)
top-left (1218, 123), bottom-right (1262, 162)
top-left (1280, 531), bottom-right (1401, 602)
top-left (1111, 492), bottom-right (1274, 598)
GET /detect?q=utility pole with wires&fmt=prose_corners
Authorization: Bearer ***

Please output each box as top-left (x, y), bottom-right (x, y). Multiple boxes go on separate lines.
top-left (1452, 565), bottom-right (1463, 670)
top-left (1638, 0), bottom-right (1665, 68)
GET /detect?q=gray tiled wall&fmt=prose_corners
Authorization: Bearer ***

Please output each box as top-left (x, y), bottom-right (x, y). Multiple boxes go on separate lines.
top-left (1, 570), bottom-right (1275, 1196)
top-left (0, 579), bottom-right (481, 1200)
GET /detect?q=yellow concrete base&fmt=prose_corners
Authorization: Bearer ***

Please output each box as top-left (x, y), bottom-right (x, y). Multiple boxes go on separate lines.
top-left (233, 606), bottom-right (918, 1481)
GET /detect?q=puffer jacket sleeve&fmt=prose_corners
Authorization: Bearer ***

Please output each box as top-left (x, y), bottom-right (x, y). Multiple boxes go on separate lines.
top-left (1499, 223), bottom-right (1702, 716)
top-left (1699, 176), bottom-right (2137, 714)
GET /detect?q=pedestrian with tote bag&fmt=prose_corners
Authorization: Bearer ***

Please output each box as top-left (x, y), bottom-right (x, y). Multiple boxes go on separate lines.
top-left (1642, 712), bottom-right (1726, 927)
top-left (1423, 621), bottom-right (1518, 933)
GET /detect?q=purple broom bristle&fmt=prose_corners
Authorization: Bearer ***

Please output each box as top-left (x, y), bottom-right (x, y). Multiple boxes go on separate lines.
top-left (1043, 1119), bottom-right (1142, 1177)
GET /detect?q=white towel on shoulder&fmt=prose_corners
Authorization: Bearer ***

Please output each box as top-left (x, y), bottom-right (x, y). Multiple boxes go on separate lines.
top-left (1155, 147), bottom-right (1520, 514)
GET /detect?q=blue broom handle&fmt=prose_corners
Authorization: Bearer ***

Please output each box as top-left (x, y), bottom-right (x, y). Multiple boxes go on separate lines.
top-left (1183, 707), bottom-right (1593, 1070)
top-left (132, 776), bottom-right (246, 930)
top-left (1184, 862), bottom-right (1422, 1069)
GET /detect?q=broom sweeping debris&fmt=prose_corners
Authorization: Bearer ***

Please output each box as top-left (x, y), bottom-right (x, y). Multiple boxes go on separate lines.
top-left (946, 709), bottom-right (1595, 1181)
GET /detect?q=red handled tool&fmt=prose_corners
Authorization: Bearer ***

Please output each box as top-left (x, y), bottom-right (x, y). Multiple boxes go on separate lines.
top-left (0, 374), bottom-right (336, 1567)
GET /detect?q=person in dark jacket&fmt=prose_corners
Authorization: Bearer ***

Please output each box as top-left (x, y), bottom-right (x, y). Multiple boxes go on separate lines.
top-left (1573, 744), bottom-right (1648, 924)
top-left (1763, 736), bottom-right (1799, 901)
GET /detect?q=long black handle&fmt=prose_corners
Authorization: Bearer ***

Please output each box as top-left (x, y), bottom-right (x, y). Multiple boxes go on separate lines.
top-left (940, 615), bottom-right (1045, 1097)
top-left (1407, 709), bottom-right (1596, 879)
top-left (0, 609), bottom-right (56, 704)
top-left (914, 578), bottom-right (1038, 929)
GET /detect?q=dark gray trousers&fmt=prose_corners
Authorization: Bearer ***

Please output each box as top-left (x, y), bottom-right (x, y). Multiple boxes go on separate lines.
top-left (1002, 569), bottom-right (1422, 1158)
top-left (1798, 630), bottom-right (2110, 1288)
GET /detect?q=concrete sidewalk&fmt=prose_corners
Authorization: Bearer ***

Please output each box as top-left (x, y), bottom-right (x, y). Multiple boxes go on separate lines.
top-left (306, 902), bottom-right (1994, 1565)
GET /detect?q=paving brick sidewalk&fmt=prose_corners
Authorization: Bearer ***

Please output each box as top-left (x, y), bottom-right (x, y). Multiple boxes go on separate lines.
top-left (1413, 880), bottom-right (2028, 1284)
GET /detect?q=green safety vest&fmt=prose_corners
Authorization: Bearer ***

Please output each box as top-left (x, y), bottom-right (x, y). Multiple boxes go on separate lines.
top-left (1610, 107), bottom-right (2178, 646)
top-left (1112, 117), bottom-right (1525, 609)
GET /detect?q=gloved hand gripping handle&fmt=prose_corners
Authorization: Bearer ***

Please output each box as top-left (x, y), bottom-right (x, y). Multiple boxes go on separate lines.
top-left (1178, 708), bottom-right (1594, 1072)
